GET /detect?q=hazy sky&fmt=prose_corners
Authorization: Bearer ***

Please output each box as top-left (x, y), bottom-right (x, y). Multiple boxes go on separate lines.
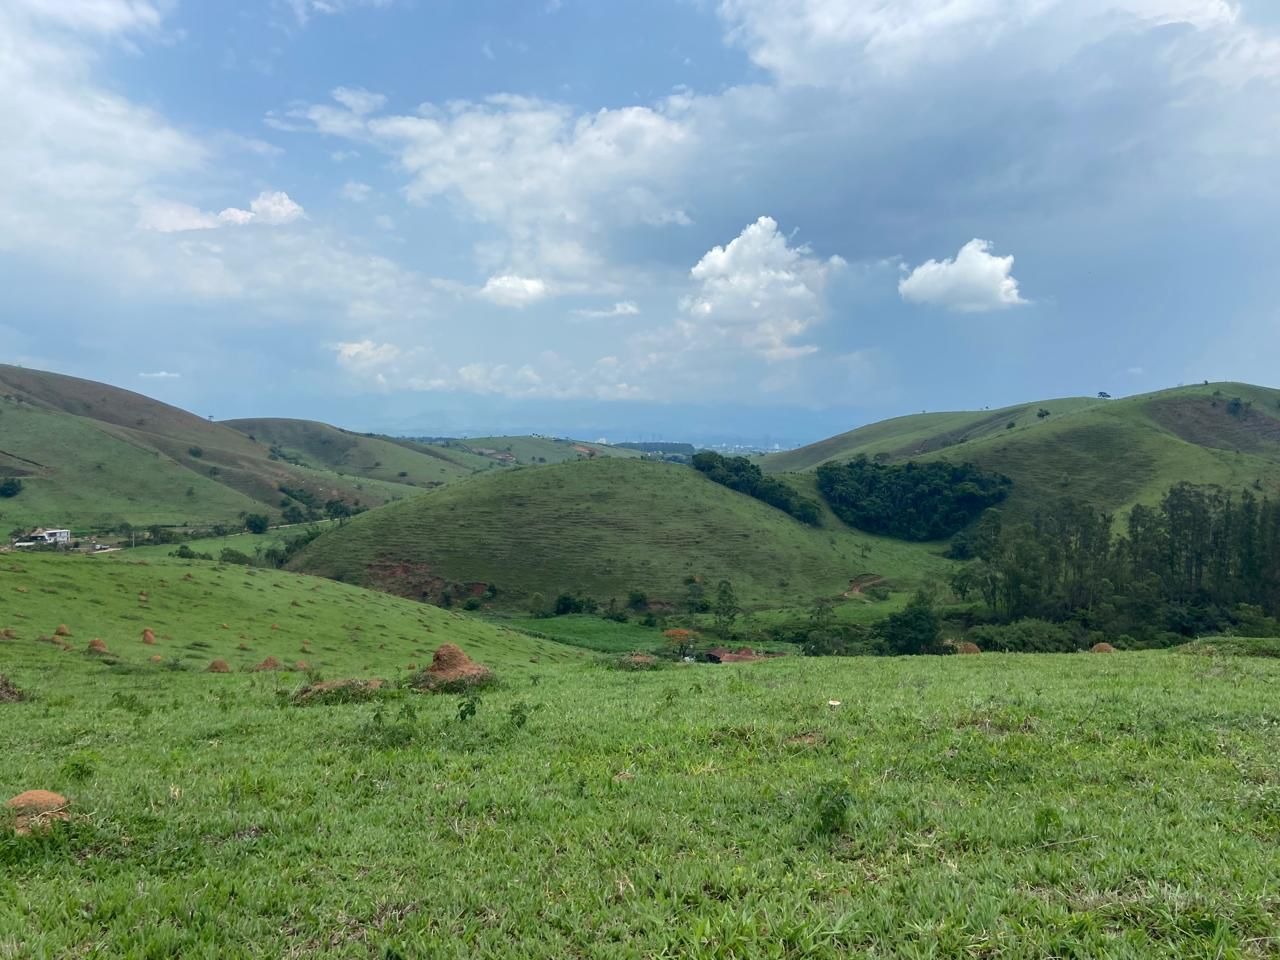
top-left (3, 0), bottom-right (1278, 442)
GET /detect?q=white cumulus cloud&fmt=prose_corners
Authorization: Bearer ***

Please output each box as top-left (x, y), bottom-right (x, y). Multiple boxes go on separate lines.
top-left (140, 191), bottom-right (305, 233)
top-left (680, 216), bottom-right (844, 361)
top-left (898, 239), bottom-right (1028, 313)
top-left (573, 301), bottom-right (640, 319)
top-left (138, 370), bottom-right (180, 379)
top-left (478, 274), bottom-right (549, 307)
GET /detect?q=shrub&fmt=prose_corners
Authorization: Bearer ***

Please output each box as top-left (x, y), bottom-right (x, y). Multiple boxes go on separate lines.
top-left (245, 514), bottom-right (269, 534)
top-left (875, 591), bottom-right (944, 655)
top-left (0, 477), bottom-right (22, 498)
top-left (967, 618), bottom-right (1081, 653)
top-left (219, 548), bottom-right (253, 565)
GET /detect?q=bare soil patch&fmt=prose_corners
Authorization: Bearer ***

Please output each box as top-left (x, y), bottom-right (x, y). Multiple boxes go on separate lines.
top-left (1091, 642), bottom-right (1116, 654)
top-left (207, 659), bottom-right (231, 673)
top-left (411, 644), bottom-right (494, 693)
top-left (0, 674), bottom-right (25, 703)
top-left (253, 656), bottom-right (283, 671)
top-left (6, 790), bottom-right (70, 836)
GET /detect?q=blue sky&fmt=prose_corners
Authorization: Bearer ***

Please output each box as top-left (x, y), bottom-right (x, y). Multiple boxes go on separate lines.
top-left (2, 0), bottom-right (1278, 444)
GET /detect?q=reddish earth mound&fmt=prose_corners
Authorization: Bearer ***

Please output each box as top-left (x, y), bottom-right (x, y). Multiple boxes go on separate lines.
top-left (1, 628), bottom-right (16, 640)
top-left (142, 628), bottom-right (157, 645)
top-left (1091, 642), bottom-right (1117, 653)
top-left (706, 647), bottom-right (762, 663)
top-left (253, 656), bottom-right (283, 672)
top-left (955, 642), bottom-right (982, 655)
top-left (149, 655), bottom-right (164, 664)
top-left (615, 653), bottom-right (659, 671)
top-left (6, 790), bottom-right (70, 836)
top-left (412, 644), bottom-right (494, 692)
top-left (290, 678), bottom-right (386, 705)
top-left (0, 674), bottom-right (25, 703)
top-left (294, 660), bottom-right (310, 671)
top-left (54, 624), bottom-right (72, 637)
top-left (207, 659), bottom-right (231, 673)
top-left (86, 638), bottom-right (109, 655)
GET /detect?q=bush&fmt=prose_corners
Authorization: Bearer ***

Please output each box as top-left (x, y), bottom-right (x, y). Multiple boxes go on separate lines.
top-left (875, 592), bottom-right (944, 655)
top-left (0, 477), bottom-right (22, 498)
top-left (245, 514), bottom-right (270, 535)
top-left (219, 548), bottom-right (253, 565)
top-left (967, 618), bottom-right (1081, 653)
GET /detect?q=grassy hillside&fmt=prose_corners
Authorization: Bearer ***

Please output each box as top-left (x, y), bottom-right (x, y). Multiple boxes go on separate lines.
top-left (765, 383), bottom-right (1280, 517)
top-left (291, 458), bottom-right (947, 608)
top-left (0, 365), bottom-right (424, 532)
top-left (222, 418), bottom-right (484, 487)
top-left (0, 552), bottom-right (577, 674)
top-left (5, 626), bottom-right (1279, 956)
top-left (455, 435), bottom-right (641, 465)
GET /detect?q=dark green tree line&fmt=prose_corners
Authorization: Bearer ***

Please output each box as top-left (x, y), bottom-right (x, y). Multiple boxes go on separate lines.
top-left (816, 456), bottom-right (1011, 541)
top-left (691, 452), bottom-right (821, 525)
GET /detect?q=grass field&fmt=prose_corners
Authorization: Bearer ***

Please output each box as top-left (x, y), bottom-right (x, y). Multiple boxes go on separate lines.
top-left (496, 614), bottom-right (669, 654)
top-left (292, 458), bottom-right (949, 610)
top-left (120, 522), bottom-right (339, 562)
top-left (4, 565), bottom-right (1280, 956)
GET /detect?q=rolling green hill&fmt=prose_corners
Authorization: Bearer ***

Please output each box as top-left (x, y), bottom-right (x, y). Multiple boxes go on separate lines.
top-left (452, 435), bottom-right (641, 465)
top-left (0, 552), bottom-right (578, 674)
top-left (0, 365), bottom-right (425, 533)
top-left (290, 458), bottom-right (947, 609)
top-left (221, 418), bottom-right (485, 487)
top-left (764, 383), bottom-right (1280, 517)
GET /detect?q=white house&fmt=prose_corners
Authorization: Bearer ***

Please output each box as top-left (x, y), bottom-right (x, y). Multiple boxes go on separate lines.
top-left (14, 528), bottom-right (71, 547)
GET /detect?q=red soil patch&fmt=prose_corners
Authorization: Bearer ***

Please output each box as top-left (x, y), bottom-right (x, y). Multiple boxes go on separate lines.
top-left (54, 624), bottom-right (72, 637)
top-left (149, 655), bottom-right (164, 664)
top-left (706, 647), bottom-right (762, 663)
top-left (955, 641), bottom-right (982, 655)
top-left (1091, 642), bottom-right (1117, 653)
top-left (182, 573), bottom-right (195, 581)
top-left (86, 638), bottom-right (109, 655)
top-left (238, 642), bottom-right (250, 651)
top-left (0, 674), bottom-right (25, 703)
top-left (412, 644), bottom-right (494, 692)
top-left (843, 574), bottom-right (886, 598)
top-left (207, 659), bottom-right (231, 673)
top-left (253, 656), bottom-right (283, 672)
top-left (6, 790), bottom-right (70, 836)
top-left (294, 660), bottom-right (310, 671)
top-left (1, 628), bottom-right (16, 640)
top-left (616, 653), bottom-right (659, 670)
top-left (142, 628), bottom-right (157, 645)
top-left (271, 624), bottom-right (280, 631)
